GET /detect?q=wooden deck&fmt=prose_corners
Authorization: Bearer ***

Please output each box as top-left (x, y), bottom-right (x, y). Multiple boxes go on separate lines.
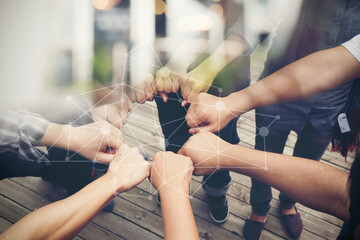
top-left (0, 46), bottom-right (351, 239)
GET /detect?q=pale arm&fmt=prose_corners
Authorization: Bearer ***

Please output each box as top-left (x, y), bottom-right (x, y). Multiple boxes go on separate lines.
top-left (0, 175), bottom-right (116, 240)
top-left (222, 145), bottom-right (350, 221)
top-left (159, 188), bottom-right (199, 240)
top-left (228, 46), bottom-right (360, 114)
top-left (0, 144), bottom-right (150, 240)
top-left (180, 131), bottom-right (350, 222)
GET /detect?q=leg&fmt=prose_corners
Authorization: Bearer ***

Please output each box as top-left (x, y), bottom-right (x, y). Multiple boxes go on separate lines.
top-left (155, 92), bottom-right (239, 223)
top-left (279, 121), bottom-right (331, 209)
top-left (243, 113), bottom-right (290, 240)
top-left (0, 151), bottom-right (50, 180)
top-left (251, 113), bottom-right (290, 216)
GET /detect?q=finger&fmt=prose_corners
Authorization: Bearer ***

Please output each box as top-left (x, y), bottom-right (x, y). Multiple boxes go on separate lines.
top-left (177, 147), bottom-right (185, 156)
top-left (181, 100), bottom-right (189, 107)
top-left (127, 88), bottom-right (136, 103)
top-left (107, 112), bottom-right (123, 129)
top-left (155, 71), bottom-right (164, 92)
top-left (159, 92), bottom-right (168, 103)
top-left (189, 123), bottom-right (215, 134)
top-left (135, 89), bottom-right (147, 104)
top-left (108, 135), bottom-right (123, 150)
top-left (95, 152), bottom-right (116, 164)
top-left (163, 76), bottom-right (172, 93)
top-left (126, 96), bottom-right (133, 111)
top-left (171, 75), bottom-right (180, 93)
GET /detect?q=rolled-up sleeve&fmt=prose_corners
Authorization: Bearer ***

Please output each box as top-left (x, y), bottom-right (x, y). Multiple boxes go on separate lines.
top-left (0, 108), bottom-right (49, 163)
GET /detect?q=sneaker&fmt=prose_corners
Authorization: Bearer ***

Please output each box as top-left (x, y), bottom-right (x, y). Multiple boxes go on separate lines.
top-left (207, 195), bottom-right (229, 224)
top-left (243, 213), bottom-right (267, 240)
top-left (279, 206), bottom-right (303, 239)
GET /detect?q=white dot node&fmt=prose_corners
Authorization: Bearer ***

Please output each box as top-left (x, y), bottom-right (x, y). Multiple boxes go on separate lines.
top-left (259, 127), bottom-right (269, 137)
top-left (178, 98), bottom-right (183, 103)
top-left (216, 165), bottom-right (221, 170)
top-left (264, 166), bottom-right (269, 171)
top-left (160, 67), bottom-right (170, 77)
top-left (101, 125), bottom-right (111, 135)
top-left (148, 195), bottom-right (153, 200)
top-left (119, 98), bottom-right (125, 103)
top-left (218, 88), bottom-right (223, 93)
top-left (189, 195), bottom-right (194, 199)
top-left (37, 159), bottom-right (42, 163)
top-left (215, 101), bottom-right (225, 111)
top-left (216, 150), bottom-right (221, 155)
top-left (66, 96), bottom-right (71, 101)
top-left (83, 110), bottom-right (88, 115)
top-left (276, 115), bottom-right (280, 120)
top-left (65, 157), bottom-right (70, 162)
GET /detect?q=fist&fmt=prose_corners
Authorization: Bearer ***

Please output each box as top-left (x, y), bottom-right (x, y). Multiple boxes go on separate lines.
top-left (150, 151), bottom-right (194, 194)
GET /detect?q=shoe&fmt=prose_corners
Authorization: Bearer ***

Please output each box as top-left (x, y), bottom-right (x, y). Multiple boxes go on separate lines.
top-left (279, 206), bottom-right (303, 239)
top-left (243, 214), bottom-right (267, 240)
top-left (102, 200), bottom-right (115, 212)
top-left (207, 195), bottom-right (229, 224)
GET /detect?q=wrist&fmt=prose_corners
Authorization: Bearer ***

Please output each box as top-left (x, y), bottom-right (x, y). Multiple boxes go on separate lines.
top-left (103, 172), bottom-right (124, 195)
top-left (225, 92), bottom-right (252, 116)
top-left (158, 184), bottom-right (189, 197)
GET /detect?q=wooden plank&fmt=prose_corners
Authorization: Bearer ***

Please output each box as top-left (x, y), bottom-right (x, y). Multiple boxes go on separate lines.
top-left (0, 179), bottom-right (124, 240)
top-left (133, 178), bottom-right (326, 240)
top-left (123, 131), bottom-right (342, 237)
top-left (8, 178), bottom-right (160, 240)
top-left (0, 217), bottom-right (12, 233)
top-left (125, 181), bottom-right (286, 240)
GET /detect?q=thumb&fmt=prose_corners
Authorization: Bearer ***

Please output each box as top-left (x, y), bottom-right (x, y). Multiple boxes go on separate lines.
top-left (159, 92), bottom-right (168, 102)
top-left (95, 152), bottom-right (116, 164)
top-left (189, 123), bottom-right (216, 134)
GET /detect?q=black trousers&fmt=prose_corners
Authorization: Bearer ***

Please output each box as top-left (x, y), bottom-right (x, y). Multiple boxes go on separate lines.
top-left (0, 149), bottom-right (93, 195)
top-left (155, 92), bottom-right (240, 196)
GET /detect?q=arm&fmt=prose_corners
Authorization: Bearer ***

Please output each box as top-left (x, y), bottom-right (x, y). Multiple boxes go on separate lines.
top-left (228, 45), bottom-right (360, 114)
top-left (150, 152), bottom-right (199, 240)
top-left (154, 34), bottom-right (249, 103)
top-left (0, 109), bottom-right (123, 163)
top-left (187, 45), bottom-right (360, 133)
top-left (39, 121), bottom-right (123, 163)
top-left (0, 144), bottom-right (150, 240)
top-left (180, 131), bottom-right (350, 222)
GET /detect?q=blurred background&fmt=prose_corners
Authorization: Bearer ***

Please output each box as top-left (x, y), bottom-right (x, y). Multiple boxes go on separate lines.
top-left (0, 0), bottom-right (287, 118)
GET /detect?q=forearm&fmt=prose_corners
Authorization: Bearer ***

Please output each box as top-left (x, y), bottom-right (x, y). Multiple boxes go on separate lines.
top-left (194, 34), bottom-right (248, 86)
top-left (0, 175), bottom-right (116, 240)
top-left (38, 123), bottom-right (75, 151)
top-left (159, 188), bottom-right (199, 240)
top-left (227, 46), bottom-right (360, 115)
top-left (221, 145), bottom-right (350, 221)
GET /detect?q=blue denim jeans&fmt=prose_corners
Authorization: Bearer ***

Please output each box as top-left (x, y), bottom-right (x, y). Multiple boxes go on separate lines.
top-left (251, 111), bottom-right (331, 216)
top-left (155, 92), bottom-right (239, 196)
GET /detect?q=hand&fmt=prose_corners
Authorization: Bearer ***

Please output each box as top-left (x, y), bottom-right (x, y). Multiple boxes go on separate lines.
top-left (179, 130), bottom-right (232, 176)
top-left (150, 151), bottom-right (194, 195)
top-left (155, 66), bottom-right (184, 102)
top-left (106, 144), bottom-right (150, 193)
top-left (70, 121), bottom-right (124, 163)
top-left (92, 95), bottom-right (133, 129)
top-left (185, 93), bottom-right (237, 134)
top-left (179, 66), bottom-right (214, 106)
top-left (127, 72), bottom-right (157, 103)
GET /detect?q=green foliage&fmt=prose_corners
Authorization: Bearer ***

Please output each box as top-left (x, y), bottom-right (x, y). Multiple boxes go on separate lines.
top-left (92, 44), bottom-right (112, 85)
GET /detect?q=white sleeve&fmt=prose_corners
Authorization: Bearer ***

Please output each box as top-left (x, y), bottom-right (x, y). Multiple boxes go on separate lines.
top-left (342, 34), bottom-right (360, 62)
